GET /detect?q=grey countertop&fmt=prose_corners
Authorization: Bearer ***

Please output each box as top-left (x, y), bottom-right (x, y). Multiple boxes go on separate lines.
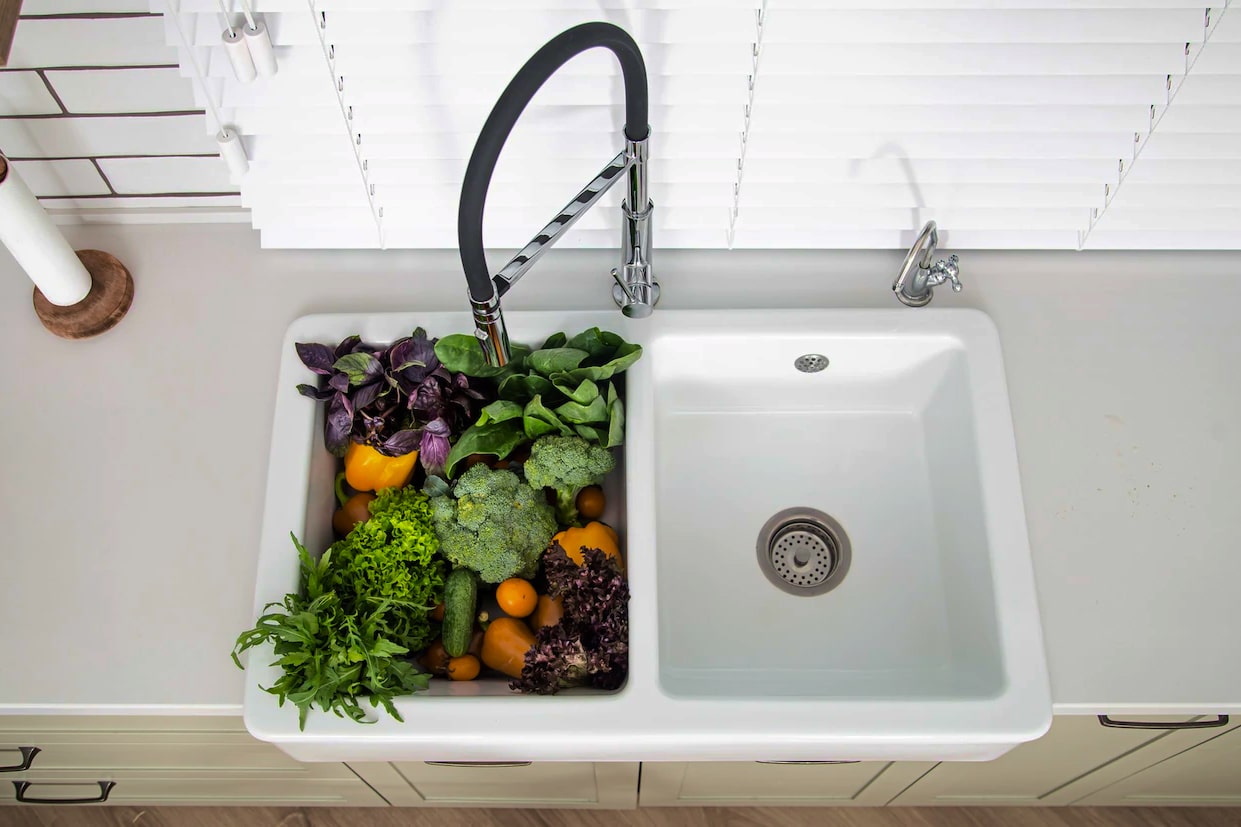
top-left (2, 224), bottom-right (1238, 714)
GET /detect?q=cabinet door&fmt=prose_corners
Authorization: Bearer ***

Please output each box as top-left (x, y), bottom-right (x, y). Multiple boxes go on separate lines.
top-left (0, 730), bottom-right (351, 778)
top-left (1077, 725), bottom-right (1241, 805)
top-left (349, 761), bottom-right (638, 808)
top-left (0, 770), bottom-right (387, 807)
top-left (891, 715), bottom-right (1232, 806)
top-left (639, 761), bottom-right (934, 806)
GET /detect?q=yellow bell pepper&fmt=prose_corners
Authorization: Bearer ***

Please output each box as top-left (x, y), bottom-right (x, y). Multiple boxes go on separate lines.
top-left (344, 442), bottom-right (418, 492)
top-left (552, 521), bottom-right (623, 572)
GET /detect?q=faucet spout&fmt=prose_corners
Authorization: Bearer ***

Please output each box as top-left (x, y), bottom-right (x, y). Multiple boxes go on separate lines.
top-left (457, 22), bottom-right (654, 366)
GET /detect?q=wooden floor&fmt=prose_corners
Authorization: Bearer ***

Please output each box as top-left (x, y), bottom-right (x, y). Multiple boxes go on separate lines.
top-left (2, 809), bottom-right (1239, 827)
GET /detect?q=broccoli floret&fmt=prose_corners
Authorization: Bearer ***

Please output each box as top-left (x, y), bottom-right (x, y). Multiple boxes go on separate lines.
top-left (523, 435), bottom-right (616, 526)
top-left (429, 464), bottom-right (557, 583)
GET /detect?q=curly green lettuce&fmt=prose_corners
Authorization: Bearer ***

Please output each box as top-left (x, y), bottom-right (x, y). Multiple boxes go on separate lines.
top-left (232, 487), bottom-right (446, 729)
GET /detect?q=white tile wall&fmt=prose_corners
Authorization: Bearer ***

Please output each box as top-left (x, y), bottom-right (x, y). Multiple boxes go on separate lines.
top-left (20, 0), bottom-right (151, 11)
top-left (45, 67), bottom-right (198, 113)
top-left (40, 192), bottom-right (241, 207)
top-left (99, 156), bottom-right (234, 193)
top-left (2, 9), bottom-right (237, 213)
top-left (8, 159), bottom-right (110, 196)
top-left (7, 18), bottom-right (178, 68)
top-left (0, 72), bottom-right (61, 115)
top-left (0, 115), bottom-right (218, 157)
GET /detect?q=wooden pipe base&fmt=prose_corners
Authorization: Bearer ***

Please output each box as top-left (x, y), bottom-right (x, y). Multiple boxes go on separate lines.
top-left (32, 249), bottom-right (134, 339)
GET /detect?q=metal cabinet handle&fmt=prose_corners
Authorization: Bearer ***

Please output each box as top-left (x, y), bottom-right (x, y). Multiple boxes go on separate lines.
top-left (424, 761), bottom-right (532, 768)
top-left (756, 760), bottom-right (860, 765)
top-left (0, 747), bottom-right (40, 773)
top-left (1098, 715), bottom-right (1230, 730)
top-left (13, 781), bottom-right (115, 804)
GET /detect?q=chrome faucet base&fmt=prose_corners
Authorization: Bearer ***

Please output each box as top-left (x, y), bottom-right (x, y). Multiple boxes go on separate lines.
top-left (612, 279), bottom-right (660, 316)
top-left (893, 221), bottom-right (962, 307)
top-left (470, 295), bottom-right (511, 369)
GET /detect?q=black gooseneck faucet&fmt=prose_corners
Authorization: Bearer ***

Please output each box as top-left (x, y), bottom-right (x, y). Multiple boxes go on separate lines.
top-left (457, 22), bottom-right (657, 367)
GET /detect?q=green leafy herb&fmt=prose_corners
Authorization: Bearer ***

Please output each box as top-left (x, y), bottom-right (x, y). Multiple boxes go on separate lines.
top-left (443, 329), bottom-right (641, 475)
top-left (442, 420), bottom-right (527, 479)
top-left (232, 488), bottom-right (446, 729)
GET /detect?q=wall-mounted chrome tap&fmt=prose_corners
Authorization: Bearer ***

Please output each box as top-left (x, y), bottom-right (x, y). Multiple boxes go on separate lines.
top-left (893, 221), bottom-right (962, 307)
top-left (457, 23), bottom-right (657, 367)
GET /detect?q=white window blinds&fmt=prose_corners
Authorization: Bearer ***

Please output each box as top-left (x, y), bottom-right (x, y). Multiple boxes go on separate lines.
top-left (159, 1), bottom-right (1240, 250)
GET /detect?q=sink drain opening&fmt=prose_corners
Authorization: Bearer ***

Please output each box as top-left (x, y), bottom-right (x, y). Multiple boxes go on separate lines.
top-left (794, 353), bottom-right (829, 373)
top-left (757, 508), bottom-right (851, 596)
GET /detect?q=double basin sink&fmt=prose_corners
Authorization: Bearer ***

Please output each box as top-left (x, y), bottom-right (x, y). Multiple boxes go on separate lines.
top-left (247, 309), bottom-right (1050, 763)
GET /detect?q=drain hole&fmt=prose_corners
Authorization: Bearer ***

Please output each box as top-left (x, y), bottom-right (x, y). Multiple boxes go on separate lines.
top-left (794, 353), bottom-right (829, 373)
top-left (756, 508), bottom-right (851, 597)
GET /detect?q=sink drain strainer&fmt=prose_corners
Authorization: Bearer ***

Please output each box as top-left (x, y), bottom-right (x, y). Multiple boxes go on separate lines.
top-left (794, 353), bottom-right (830, 373)
top-left (756, 508), bottom-right (851, 596)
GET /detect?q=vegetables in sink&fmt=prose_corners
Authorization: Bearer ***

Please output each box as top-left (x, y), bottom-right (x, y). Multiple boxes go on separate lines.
top-left (428, 464), bottom-right (557, 583)
top-left (231, 486), bottom-right (444, 729)
top-left (236, 326), bottom-right (641, 727)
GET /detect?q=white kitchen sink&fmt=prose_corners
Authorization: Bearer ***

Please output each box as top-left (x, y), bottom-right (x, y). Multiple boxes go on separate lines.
top-left (246, 309), bottom-right (1049, 763)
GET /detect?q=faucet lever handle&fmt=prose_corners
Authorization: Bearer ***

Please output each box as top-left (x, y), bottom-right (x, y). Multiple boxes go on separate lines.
top-left (926, 254), bottom-right (962, 293)
top-left (610, 267), bottom-right (637, 303)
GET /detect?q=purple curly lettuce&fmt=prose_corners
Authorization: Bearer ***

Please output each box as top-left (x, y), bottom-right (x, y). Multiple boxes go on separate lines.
top-left (511, 543), bottom-right (628, 695)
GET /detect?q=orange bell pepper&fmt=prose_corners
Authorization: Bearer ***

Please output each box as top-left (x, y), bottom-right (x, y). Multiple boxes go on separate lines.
top-left (343, 441), bottom-right (418, 492)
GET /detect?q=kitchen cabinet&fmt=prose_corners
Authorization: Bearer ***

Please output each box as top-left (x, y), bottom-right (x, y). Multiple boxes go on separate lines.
top-left (0, 717), bottom-right (383, 807)
top-left (1076, 723), bottom-right (1241, 805)
top-left (349, 761), bottom-right (638, 808)
top-left (638, 761), bottom-right (934, 807)
top-left (890, 715), bottom-right (1236, 806)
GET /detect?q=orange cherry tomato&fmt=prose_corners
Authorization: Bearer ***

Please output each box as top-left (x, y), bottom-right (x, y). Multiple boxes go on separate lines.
top-left (447, 654), bottom-right (481, 681)
top-left (495, 578), bottom-right (538, 618)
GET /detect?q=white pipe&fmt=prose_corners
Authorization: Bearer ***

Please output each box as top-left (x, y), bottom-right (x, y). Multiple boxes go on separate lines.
top-left (0, 158), bottom-right (92, 307)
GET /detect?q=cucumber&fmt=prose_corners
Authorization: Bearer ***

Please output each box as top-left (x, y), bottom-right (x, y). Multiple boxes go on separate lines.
top-left (443, 567), bottom-right (479, 658)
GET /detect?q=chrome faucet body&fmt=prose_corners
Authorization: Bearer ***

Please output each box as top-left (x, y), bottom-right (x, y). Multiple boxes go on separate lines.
top-left (893, 220), bottom-right (963, 307)
top-left (459, 23), bottom-right (656, 367)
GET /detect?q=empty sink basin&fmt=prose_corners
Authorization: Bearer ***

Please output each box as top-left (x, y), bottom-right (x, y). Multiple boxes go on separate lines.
top-left (646, 309), bottom-right (1050, 753)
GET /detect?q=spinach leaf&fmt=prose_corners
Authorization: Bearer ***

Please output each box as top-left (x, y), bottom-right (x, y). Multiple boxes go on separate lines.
top-left (560, 341), bottom-right (643, 383)
top-left (477, 399), bottom-right (523, 425)
top-left (605, 384), bottom-right (625, 449)
top-left (443, 420), bottom-right (526, 478)
top-left (524, 395), bottom-right (573, 439)
top-left (498, 372), bottom-right (554, 403)
top-left (555, 394), bottom-right (608, 425)
top-left (553, 377), bottom-right (601, 405)
top-left (529, 347), bottom-right (590, 375)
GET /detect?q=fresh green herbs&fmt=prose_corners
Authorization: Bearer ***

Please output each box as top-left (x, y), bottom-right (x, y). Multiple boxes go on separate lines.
top-left (437, 328), bottom-right (640, 477)
top-left (232, 487), bottom-right (446, 729)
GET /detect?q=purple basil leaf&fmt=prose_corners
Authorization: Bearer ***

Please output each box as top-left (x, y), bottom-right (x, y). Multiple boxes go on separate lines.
top-left (325, 393), bottom-right (354, 456)
top-left (424, 417), bottom-right (452, 437)
top-left (381, 429), bottom-right (423, 456)
top-left (351, 380), bottom-right (383, 411)
top-left (296, 383), bottom-right (335, 401)
top-left (334, 335), bottom-right (362, 360)
top-left (329, 373), bottom-right (350, 393)
top-left (295, 342), bottom-right (336, 375)
top-left (419, 422), bottom-right (451, 475)
top-left (409, 327), bottom-right (440, 370)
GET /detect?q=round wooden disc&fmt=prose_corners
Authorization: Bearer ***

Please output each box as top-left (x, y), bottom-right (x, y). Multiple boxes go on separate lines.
top-left (32, 250), bottom-right (134, 339)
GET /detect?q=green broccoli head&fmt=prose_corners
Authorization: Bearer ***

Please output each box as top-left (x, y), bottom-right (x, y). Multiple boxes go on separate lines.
top-left (523, 435), bottom-right (616, 526)
top-left (429, 463), bottom-right (557, 583)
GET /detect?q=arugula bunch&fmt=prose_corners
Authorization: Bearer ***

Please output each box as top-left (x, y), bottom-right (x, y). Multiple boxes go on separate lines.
top-left (232, 488), bottom-right (445, 729)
